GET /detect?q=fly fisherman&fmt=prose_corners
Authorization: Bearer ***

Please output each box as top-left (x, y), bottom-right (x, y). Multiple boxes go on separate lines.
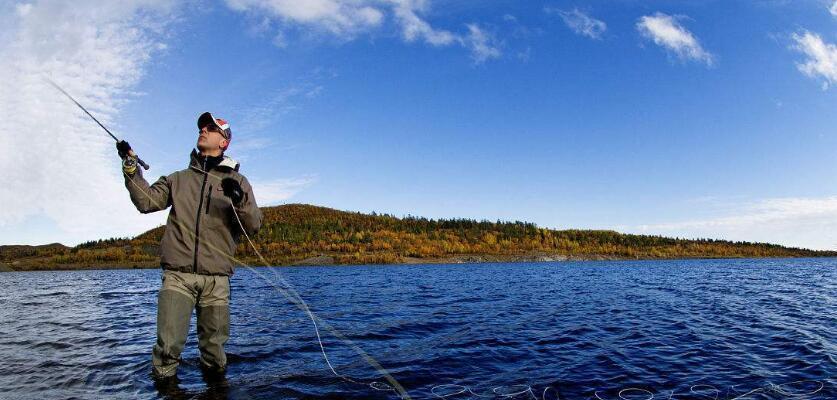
top-left (117, 112), bottom-right (263, 383)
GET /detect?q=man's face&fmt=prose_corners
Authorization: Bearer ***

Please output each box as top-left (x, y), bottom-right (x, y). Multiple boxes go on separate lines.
top-left (197, 124), bottom-right (228, 153)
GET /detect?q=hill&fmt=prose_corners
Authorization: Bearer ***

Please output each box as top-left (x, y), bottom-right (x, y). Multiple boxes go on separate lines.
top-left (2, 204), bottom-right (835, 271)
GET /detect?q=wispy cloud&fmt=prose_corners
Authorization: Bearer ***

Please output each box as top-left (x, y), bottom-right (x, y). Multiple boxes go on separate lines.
top-left (231, 74), bottom-right (327, 159)
top-left (225, 0), bottom-right (384, 37)
top-left (252, 176), bottom-right (317, 205)
top-left (791, 30), bottom-right (837, 89)
top-left (830, 0), bottom-right (837, 17)
top-left (629, 196), bottom-right (837, 251)
top-left (237, 85), bottom-right (319, 134)
top-left (547, 8), bottom-right (606, 40)
top-left (0, 0), bottom-right (179, 245)
top-left (636, 12), bottom-right (714, 66)
top-left (464, 24), bottom-right (501, 63)
top-left (391, 0), bottom-right (457, 46)
top-left (224, 0), bottom-right (501, 63)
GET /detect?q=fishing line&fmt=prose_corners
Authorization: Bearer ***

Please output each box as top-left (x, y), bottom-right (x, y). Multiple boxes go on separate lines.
top-left (688, 384), bottom-right (719, 400)
top-left (223, 177), bottom-right (573, 400)
top-left (124, 167), bottom-right (411, 398)
top-left (123, 173), bottom-right (837, 400)
top-left (430, 384), bottom-right (560, 399)
top-left (47, 74), bottom-right (412, 397)
top-left (50, 79), bottom-right (834, 400)
top-left (129, 166), bottom-right (569, 399)
top-left (50, 81), bottom-right (832, 399)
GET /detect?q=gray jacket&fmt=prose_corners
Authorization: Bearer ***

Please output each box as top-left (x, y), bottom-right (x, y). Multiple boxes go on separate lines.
top-left (124, 149), bottom-right (263, 276)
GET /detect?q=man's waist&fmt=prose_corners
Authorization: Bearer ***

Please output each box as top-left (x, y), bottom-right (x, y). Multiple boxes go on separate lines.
top-left (161, 263), bottom-right (232, 276)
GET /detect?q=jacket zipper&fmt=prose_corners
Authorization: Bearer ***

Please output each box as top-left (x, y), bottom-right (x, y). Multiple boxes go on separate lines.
top-left (205, 185), bottom-right (213, 214)
top-left (193, 159), bottom-right (209, 273)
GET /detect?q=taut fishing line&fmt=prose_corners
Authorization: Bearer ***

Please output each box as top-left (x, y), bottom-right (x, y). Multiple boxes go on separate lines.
top-left (126, 158), bottom-right (564, 400)
top-left (125, 163), bottom-right (414, 398)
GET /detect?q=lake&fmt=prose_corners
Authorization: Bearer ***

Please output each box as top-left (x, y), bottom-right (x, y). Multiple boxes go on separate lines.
top-left (0, 258), bottom-right (834, 399)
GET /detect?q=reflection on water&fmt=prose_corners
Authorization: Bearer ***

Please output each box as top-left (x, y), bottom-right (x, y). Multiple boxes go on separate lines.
top-left (0, 258), bottom-right (834, 399)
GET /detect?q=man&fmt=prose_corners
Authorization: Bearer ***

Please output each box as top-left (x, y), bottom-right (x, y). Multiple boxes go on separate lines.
top-left (117, 112), bottom-right (263, 381)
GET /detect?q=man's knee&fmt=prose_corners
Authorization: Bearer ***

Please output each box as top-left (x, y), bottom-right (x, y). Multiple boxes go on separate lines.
top-left (157, 289), bottom-right (195, 327)
top-left (156, 290), bottom-right (194, 352)
top-left (197, 305), bottom-right (230, 344)
top-left (197, 305), bottom-right (229, 367)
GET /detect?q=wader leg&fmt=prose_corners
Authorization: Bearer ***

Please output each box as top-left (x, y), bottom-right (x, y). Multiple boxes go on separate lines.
top-left (196, 305), bottom-right (230, 372)
top-left (151, 290), bottom-right (195, 378)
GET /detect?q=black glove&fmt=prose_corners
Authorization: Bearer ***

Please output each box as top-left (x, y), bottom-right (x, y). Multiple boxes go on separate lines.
top-left (116, 140), bottom-right (132, 158)
top-left (221, 178), bottom-right (244, 206)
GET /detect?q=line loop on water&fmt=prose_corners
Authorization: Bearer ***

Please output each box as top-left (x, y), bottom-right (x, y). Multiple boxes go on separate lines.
top-left (770, 379), bottom-right (823, 397)
top-left (618, 388), bottom-right (653, 400)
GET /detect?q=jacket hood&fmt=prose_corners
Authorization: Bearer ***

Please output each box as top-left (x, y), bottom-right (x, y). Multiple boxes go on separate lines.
top-left (189, 148), bottom-right (240, 172)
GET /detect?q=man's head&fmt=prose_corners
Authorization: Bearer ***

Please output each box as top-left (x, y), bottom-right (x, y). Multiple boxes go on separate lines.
top-left (196, 112), bottom-right (232, 157)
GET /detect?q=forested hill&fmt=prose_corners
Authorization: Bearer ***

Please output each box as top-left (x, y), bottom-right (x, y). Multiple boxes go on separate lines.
top-left (3, 204), bottom-right (835, 271)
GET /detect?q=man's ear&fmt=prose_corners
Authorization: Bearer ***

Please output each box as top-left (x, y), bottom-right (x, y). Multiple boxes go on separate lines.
top-left (220, 138), bottom-right (229, 150)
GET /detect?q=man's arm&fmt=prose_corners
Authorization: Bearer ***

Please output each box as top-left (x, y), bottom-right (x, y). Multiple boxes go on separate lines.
top-left (118, 140), bottom-right (171, 213)
top-left (124, 168), bottom-right (172, 213)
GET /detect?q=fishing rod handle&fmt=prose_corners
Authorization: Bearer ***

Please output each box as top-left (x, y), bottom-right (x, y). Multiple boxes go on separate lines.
top-left (136, 156), bottom-right (150, 170)
top-left (127, 149), bottom-right (150, 170)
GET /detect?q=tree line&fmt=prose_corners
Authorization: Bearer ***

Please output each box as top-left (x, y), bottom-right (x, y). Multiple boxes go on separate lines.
top-left (4, 203), bottom-right (834, 268)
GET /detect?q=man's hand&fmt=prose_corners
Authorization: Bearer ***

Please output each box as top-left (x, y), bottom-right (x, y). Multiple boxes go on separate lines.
top-left (116, 140), bottom-right (132, 159)
top-left (221, 178), bottom-right (244, 206)
top-left (122, 155), bottom-right (138, 176)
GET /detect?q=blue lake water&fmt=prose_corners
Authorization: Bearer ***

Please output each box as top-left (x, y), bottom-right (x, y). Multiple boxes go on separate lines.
top-left (0, 258), bottom-right (834, 399)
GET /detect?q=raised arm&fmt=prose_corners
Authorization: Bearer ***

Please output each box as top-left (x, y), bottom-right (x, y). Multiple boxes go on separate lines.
top-left (118, 141), bottom-right (171, 213)
top-left (124, 169), bottom-right (172, 213)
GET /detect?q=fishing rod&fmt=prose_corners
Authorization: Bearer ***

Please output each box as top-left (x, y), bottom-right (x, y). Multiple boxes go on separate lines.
top-left (45, 78), bottom-right (150, 170)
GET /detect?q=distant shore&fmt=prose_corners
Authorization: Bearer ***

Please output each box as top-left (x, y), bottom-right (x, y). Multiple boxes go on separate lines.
top-left (4, 204), bottom-right (836, 272)
top-left (3, 252), bottom-right (832, 273)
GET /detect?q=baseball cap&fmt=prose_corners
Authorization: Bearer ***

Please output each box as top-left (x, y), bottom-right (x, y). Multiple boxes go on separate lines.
top-left (197, 112), bottom-right (232, 148)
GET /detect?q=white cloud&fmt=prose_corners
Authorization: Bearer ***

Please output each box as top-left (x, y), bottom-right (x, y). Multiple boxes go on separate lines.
top-left (636, 12), bottom-right (714, 66)
top-left (391, 0), bottom-right (456, 46)
top-left (225, 0), bottom-right (384, 37)
top-left (791, 30), bottom-right (837, 89)
top-left (252, 176), bottom-right (317, 206)
top-left (830, 1), bottom-right (837, 17)
top-left (464, 24), bottom-right (501, 63)
top-left (224, 0), bottom-right (500, 63)
top-left (0, 0), bottom-right (178, 245)
top-left (15, 3), bottom-right (33, 16)
top-left (548, 8), bottom-right (606, 40)
top-left (630, 196), bottom-right (837, 251)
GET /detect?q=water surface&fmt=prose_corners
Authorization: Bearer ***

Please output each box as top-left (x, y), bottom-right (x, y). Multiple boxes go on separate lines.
top-left (0, 258), bottom-right (834, 399)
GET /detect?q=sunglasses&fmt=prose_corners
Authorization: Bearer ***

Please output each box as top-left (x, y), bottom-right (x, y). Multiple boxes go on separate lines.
top-left (199, 125), bottom-right (230, 141)
top-left (200, 124), bottom-right (222, 133)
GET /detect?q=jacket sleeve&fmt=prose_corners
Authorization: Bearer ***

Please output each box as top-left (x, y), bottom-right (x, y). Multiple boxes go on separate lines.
top-left (123, 168), bottom-right (172, 213)
top-left (234, 175), bottom-right (263, 236)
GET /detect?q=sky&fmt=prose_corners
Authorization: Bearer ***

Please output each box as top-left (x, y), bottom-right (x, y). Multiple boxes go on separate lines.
top-left (1, 0), bottom-right (836, 250)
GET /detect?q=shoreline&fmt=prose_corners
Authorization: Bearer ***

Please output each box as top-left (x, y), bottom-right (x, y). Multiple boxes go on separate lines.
top-left (3, 253), bottom-right (833, 273)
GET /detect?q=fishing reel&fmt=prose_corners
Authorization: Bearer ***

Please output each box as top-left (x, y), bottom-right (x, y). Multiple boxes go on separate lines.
top-left (122, 155), bottom-right (138, 175)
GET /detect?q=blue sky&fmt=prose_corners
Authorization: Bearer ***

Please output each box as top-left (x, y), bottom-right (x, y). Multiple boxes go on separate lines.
top-left (2, 0), bottom-right (836, 250)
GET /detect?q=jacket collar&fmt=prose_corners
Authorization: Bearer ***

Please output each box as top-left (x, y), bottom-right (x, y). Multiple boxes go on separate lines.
top-left (189, 148), bottom-right (240, 172)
